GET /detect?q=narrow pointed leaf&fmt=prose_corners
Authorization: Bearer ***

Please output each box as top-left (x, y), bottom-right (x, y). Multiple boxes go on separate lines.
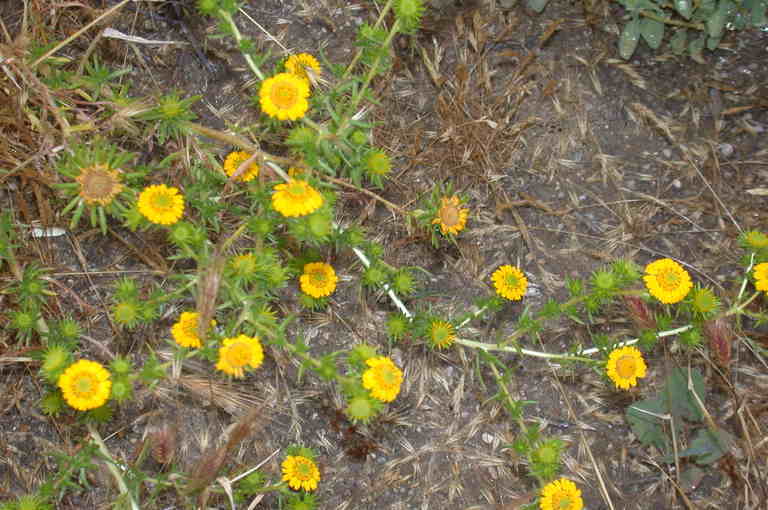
top-left (640, 17), bottom-right (665, 49)
top-left (619, 18), bottom-right (641, 60)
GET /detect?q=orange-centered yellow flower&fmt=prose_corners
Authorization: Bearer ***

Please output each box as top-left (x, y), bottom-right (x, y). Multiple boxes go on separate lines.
top-left (215, 334), bottom-right (264, 378)
top-left (299, 262), bottom-right (338, 298)
top-left (539, 478), bottom-right (583, 510)
top-left (492, 265), bottom-right (528, 301)
top-left (643, 258), bottom-right (692, 304)
top-left (754, 262), bottom-right (768, 292)
top-left (285, 53), bottom-right (321, 85)
top-left (362, 356), bottom-right (403, 403)
top-left (259, 72), bottom-right (310, 121)
top-left (137, 184), bottom-right (184, 225)
top-left (171, 311), bottom-right (214, 348)
top-left (58, 359), bottom-right (112, 411)
top-left (223, 151), bottom-right (259, 182)
top-left (272, 179), bottom-right (323, 217)
top-left (281, 455), bottom-right (320, 491)
top-left (606, 346), bottom-right (647, 390)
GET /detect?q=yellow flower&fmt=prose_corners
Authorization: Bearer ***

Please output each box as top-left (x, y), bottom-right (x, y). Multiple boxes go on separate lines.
top-left (285, 53), bottom-right (321, 85)
top-left (58, 359), bottom-right (112, 411)
top-left (272, 179), bottom-right (323, 217)
top-left (259, 72), bottom-right (310, 121)
top-left (606, 346), bottom-right (647, 390)
top-left (743, 231), bottom-right (768, 249)
top-left (755, 262), bottom-right (768, 292)
top-left (432, 196), bottom-right (468, 235)
top-left (138, 184), bottom-right (184, 226)
top-left (171, 311), bottom-right (215, 348)
top-left (492, 265), bottom-right (528, 301)
top-left (428, 320), bottom-right (455, 349)
top-left (362, 356), bottom-right (403, 403)
top-left (643, 258), bottom-right (692, 304)
top-left (75, 164), bottom-right (124, 206)
top-left (215, 334), bottom-right (264, 378)
top-left (281, 455), bottom-right (320, 492)
top-left (223, 151), bottom-right (259, 182)
top-left (539, 478), bottom-right (583, 510)
top-left (300, 262), bottom-right (338, 298)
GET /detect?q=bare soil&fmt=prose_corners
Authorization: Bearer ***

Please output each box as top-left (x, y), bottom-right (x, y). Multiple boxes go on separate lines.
top-left (1, 0), bottom-right (768, 509)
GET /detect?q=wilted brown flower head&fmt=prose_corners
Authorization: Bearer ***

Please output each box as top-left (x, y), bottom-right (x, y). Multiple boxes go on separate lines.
top-left (75, 163), bottom-right (124, 206)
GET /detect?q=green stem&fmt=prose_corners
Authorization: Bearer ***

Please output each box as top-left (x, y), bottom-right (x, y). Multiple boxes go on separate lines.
top-left (219, 10), bottom-right (265, 81)
top-left (341, 0), bottom-right (396, 81)
top-left (88, 424), bottom-right (139, 510)
top-left (639, 9), bottom-right (705, 30)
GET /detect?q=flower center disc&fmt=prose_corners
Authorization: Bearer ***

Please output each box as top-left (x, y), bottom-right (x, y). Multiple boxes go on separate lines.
top-left (151, 193), bottom-right (174, 212)
top-left (439, 206), bottom-right (459, 227)
top-left (226, 343), bottom-right (251, 367)
top-left (379, 367), bottom-right (397, 386)
top-left (616, 355), bottom-right (637, 379)
top-left (657, 269), bottom-right (681, 291)
top-left (73, 373), bottom-right (97, 398)
top-left (309, 269), bottom-right (327, 286)
top-left (272, 83), bottom-right (298, 109)
top-left (553, 495), bottom-right (572, 510)
top-left (505, 274), bottom-right (520, 288)
top-left (295, 460), bottom-right (313, 479)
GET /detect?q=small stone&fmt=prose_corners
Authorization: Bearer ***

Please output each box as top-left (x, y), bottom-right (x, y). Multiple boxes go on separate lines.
top-left (671, 179), bottom-right (682, 189)
top-left (718, 143), bottom-right (734, 158)
top-left (482, 432), bottom-right (494, 444)
top-left (662, 149), bottom-right (672, 158)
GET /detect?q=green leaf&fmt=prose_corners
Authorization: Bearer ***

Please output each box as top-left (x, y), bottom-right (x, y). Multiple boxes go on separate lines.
top-left (675, 0), bottom-right (693, 19)
top-left (527, 0), bottom-right (550, 13)
top-left (707, 33), bottom-right (723, 50)
top-left (640, 17), bottom-right (665, 49)
top-left (670, 28), bottom-right (687, 55)
top-left (626, 397), bottom-right (669, 451)
top-left (619, 18), bottom-right (641, 60)
top-left (688, 32), bottom-right (706, 58)
top-left (677, 428), bottom-right (734, 465)
top-left (706, 1), bottom-right (728, 37)
top-left (751, 0), bottom-right (767, 26)
top-left (663, 367), bottom-right (705, 422)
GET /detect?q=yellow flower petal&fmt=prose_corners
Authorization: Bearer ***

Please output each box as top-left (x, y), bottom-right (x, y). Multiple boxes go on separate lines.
top-left (643, 258), bottom-right (692, 304)
top-left (272, 179), bottom-right (324, 217)
top-left (259, 72), bottom-right (310, 121)
top-left (362, 356), bottom-right (403, 403)
top-left (223, 151), bottom-right (259, 182)
top-left (215, 334), bottom-right (264, 378)
top-left (285, 53), bottom-right (321, 85)
top-left (539, 478), bottom-right (583, 510)
top-left (432, 196), bottom-right (468, 235)
top-left (299, 262), bottom-right (338, 298)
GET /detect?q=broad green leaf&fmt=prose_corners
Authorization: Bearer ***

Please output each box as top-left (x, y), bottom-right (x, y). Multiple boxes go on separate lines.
top-left (751, 0), bottom-right (767, 26)
top-left (527, 0), bottom-right (550, 13)
top-left (663, 367), bottom-right (705, 422)
top-left (640, 17), bottom-right (665, 49)
top-left (627, 397), bottom-right (669, 451)
top-left (688, 33), bottom-right (706, 58)
top-left (707, 33), bottom-right (723, 50)
top-left (675, 0), bottom-right (693, 19)
top-left (707, 0), bottom-right (734, 37)
top-left (675, 428), bottom-right (734, 465)
top-left (619, 18), bottom-right (641, 60)
top-left (670, 28), bottom-right (687, 55)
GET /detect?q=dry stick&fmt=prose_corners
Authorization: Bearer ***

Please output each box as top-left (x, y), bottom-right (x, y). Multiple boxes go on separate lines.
top-left (684, 152), bottom-right (742, 233)
top-left (30, 0), bottom-right (132, 69)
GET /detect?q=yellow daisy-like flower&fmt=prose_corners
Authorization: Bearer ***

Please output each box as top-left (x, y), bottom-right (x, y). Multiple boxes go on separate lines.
top-left (57, 359), bottom-right (112, 411)
top-left (272, 179), bottom-right (324, 217)
top-left (492, 265), bottom-right (528, 301)
top-left (362, 356), bottom-right (403, 403)
top-left (539, 478), bottom-right (583, 510)
top-left (137, 184), bottom-right (184, 226)
top-left (75, 164), bottom-right (124, 206)
top-left (281, 455), bottom-right (320, 492)
top-left (300, 262), bottom-right (338, 298)
top-left (215, 334), bottom-right (264, 378)
top-left (171, 311), bottom-right (215, 349)
top-left (223, 151), bottom-right (259, 182)
top-left (432, 195), bottom-right (469, 235)
top-left (754, 262), bottom-right (768, 292)
top-left (285, 53), bottom-right (322, 85)
top-left (428, 320), bottom-right (455, 349)
top-left (643, 258), bottom-right (692, 304)
top-left (606, 346), bottom-right (647, 390)
top-left (743, 231), bottom-right (768, 250)
top-left (259, 72), bottom-right (310, 121)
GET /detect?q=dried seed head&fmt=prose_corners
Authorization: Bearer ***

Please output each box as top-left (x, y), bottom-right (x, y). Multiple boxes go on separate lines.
top-left (623, 295), bottom-right (657, 331)
top-left (704, 318), bottom-right (733, 368)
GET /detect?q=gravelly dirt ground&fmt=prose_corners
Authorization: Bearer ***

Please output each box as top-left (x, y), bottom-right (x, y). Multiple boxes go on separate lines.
top-left (1, 0), bottom-right (767, 509)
